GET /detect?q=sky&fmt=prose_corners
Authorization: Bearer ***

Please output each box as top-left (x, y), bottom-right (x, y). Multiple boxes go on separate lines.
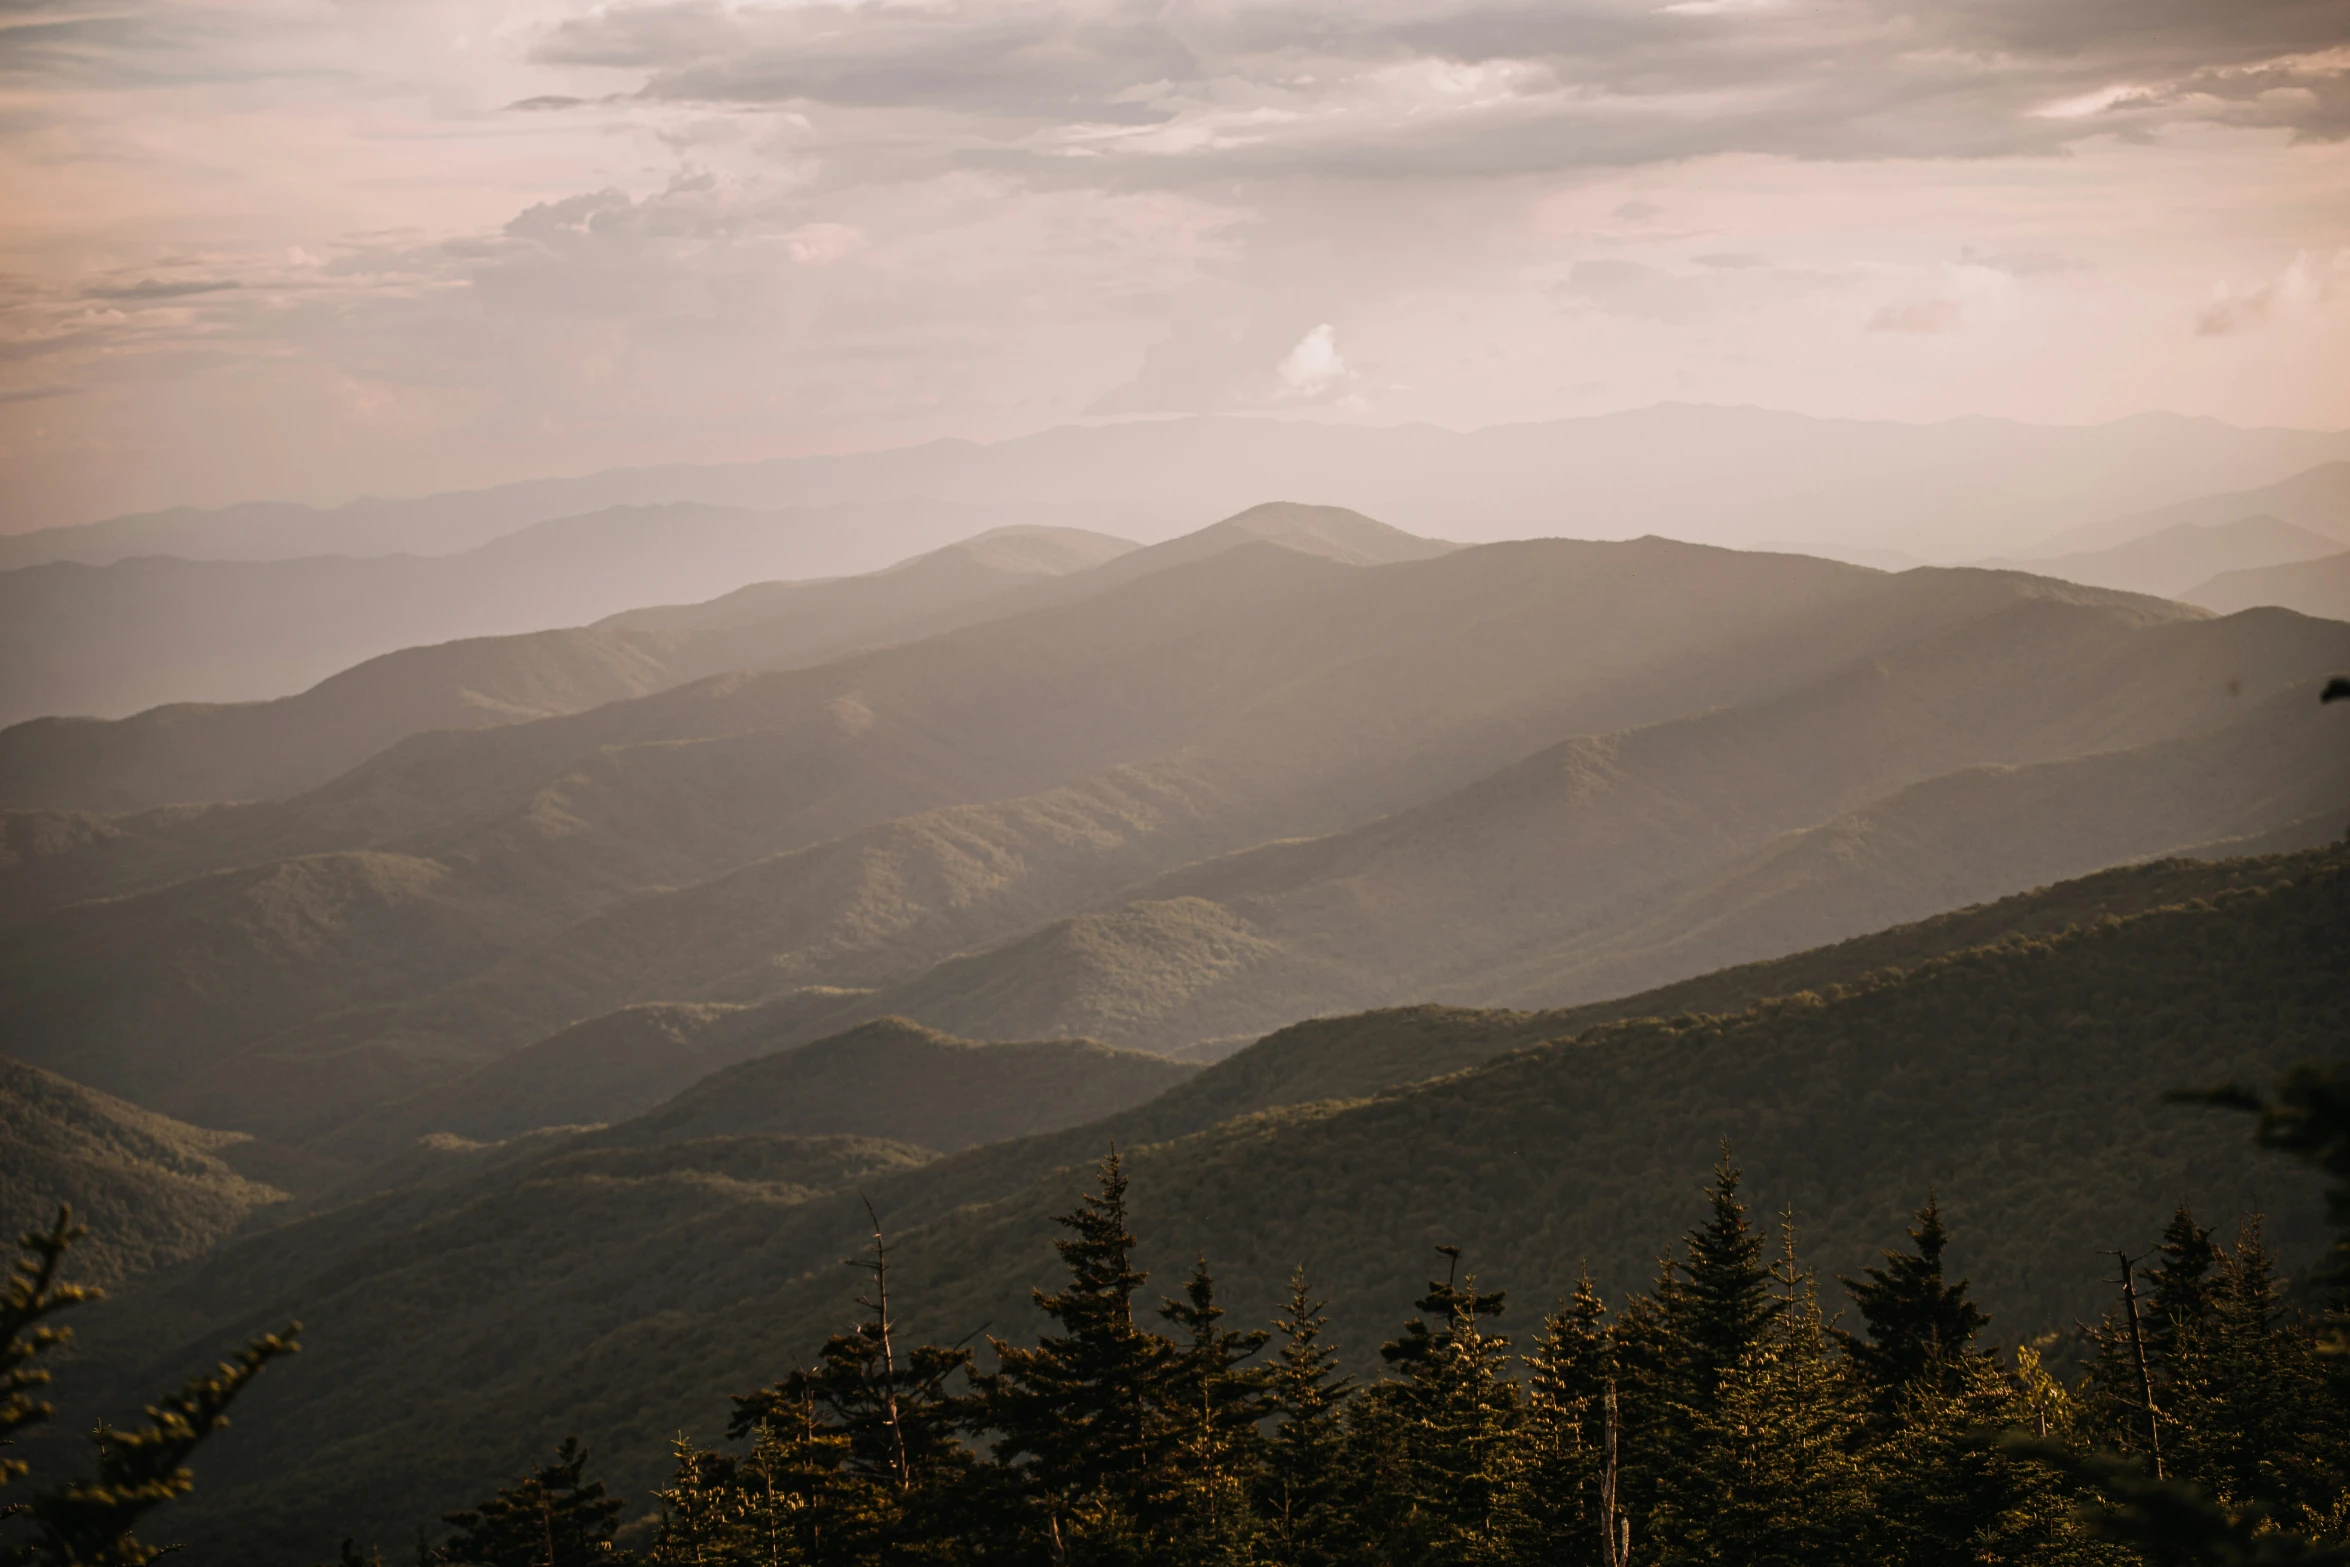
top-left (2, 0), bottom-right (2347, 530)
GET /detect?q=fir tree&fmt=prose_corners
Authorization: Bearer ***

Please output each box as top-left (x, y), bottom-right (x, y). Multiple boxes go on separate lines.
top-left (2, 1210), bottom-right (97, 1499)
top-left (1872, 1353), bottom-right (2094, 1566)
top-left (728, 1207), bottom-right (978, 1561)
top-left (2146, 1202), bottom-right (2218, 1367)
top-left (1378, 1246), bottom-right (1507, 1375)
top-left (1650, 1216), bottom-right (1866, 1567)
top-left (1361, 1249), bottom-right (1518, 1566)
top-left (975, 1150), bottom-right (1175, 1563)
top-left (1496, 1273), bottom-right (1610, 1566)
top-left (647, 1439), bottom-right (749, 1567)
top-left (1838, 1194), bottom-right (1991, 1411)
top-left (433, 1438), bottom-right (633, 1567)
top-left (1259, 1269), bottom-right (1354, 1567)
top-left (1155, 1257), bottom-right (1272, 1564)
top-left (1663, 1151), bottom-right (1782, 1412)
top-left (2164, 1219), bottom-right (2342, 1520)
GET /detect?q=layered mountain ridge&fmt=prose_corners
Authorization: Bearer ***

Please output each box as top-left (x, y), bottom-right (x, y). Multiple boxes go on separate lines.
top-left (6, 503), bottom-right (2345, 1155)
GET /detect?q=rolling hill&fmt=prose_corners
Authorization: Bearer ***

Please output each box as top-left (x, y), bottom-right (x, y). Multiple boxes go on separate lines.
top-left (56, 844), bottom-right (2348, 1562)
top-left (2187, 548), bottom-right (2350, 623)
top-left (781, 627), bottom-right (2350, 1055)
top-left (219, 593), bottom-right (2348, 1125)
top-left (14, 526), bottom-right (2343, 1148)
top-left (595, 1017), bottom-right (1195, 1152)
top-left (0, 1056), bottom-right (340, 1288)
top-left (0, 525), bottom-right (1136, 813)
top-left (3, 532), bottom-right (1949, 1134)
top-left (1972, 513), bottom-right (2343, 600)
top-left (2017, 458), bottom-right (2350, 558)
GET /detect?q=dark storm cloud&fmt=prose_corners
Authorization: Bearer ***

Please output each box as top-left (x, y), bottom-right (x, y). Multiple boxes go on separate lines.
top-left (529, 0), bottom-right (2350, 176)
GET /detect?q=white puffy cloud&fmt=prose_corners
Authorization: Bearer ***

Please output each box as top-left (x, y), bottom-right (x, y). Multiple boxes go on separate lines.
top-left (1277, 323), bottom-right (1347, 396)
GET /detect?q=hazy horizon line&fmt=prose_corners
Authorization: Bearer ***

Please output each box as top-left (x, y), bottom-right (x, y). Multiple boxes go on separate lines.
top-left (19, 398), bottom-right (2350, 540)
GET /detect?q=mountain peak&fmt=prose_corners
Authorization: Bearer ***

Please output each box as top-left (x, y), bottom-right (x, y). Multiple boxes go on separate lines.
top-left (1206, 501), bottom-right (1455, 566)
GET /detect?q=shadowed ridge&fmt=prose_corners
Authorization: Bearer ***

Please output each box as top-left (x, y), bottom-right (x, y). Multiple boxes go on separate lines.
top-left (600, 1014), bottom-right (1196, 1152)
top-left (0, 1054), bottom-right (346, 1287)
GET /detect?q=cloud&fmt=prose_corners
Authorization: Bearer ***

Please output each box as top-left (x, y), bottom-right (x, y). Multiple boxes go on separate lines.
top-left (1277, 323), bottom-right (1346, 396)
top-left (2197, 247), bottom-right (2350, 334)
top-left (81, 278), bottom-right (240, 302)
top-left (519, 0), bottom-right (2350, 180)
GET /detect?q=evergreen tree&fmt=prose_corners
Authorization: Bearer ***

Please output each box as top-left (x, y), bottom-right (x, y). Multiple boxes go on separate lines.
top-left (1496, 1273), bottom-right (1610, 1566)
top-left (433, 1438), bottom-right (633, 1567)
top-left (1, 1205), bottom-right (298, 1567)
top-left (1838, 1195), bottom-right (1990, 1411)
top-left (1358, 1250), bottom-right (1518, 1566)
top-left (728, 1207), bottom-right (977, 1562)
top-left (2163, 1219), bottom-right (2343, 1521)
top-left (1662, 1152), bottom-right (1782, 1412)
top-left (974, 1150), bottom-right (1175, 1563)
top-left (734, 1209), bottom-right (972, 1500)
top-left (647, 1439), bottom-right (750, 1567)
top-left (1259, 1269), bottom-right (1354, 1567)
top-left (1154, 1258), bottom-right (1271, 1564)
top-left (2147, 1203), bottom-right (2218, 1367)
top-left (1598, 1256), bottom-right (1680, 1561)
top-left (1650, 1217), bottom-right (1865, 1567)
top-left (2, 1210), bottom-right (97, 1505)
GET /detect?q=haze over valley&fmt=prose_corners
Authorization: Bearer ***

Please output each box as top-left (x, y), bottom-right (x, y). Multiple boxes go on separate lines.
top-left (7, 1), bottom-right (2350, 1560)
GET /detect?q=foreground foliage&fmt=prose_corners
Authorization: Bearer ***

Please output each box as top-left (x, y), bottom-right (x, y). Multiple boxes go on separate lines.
top-left (406, 1125), bottom-right (2350, 1566)
top-left (0, 1208), bottom-right (297, 1567)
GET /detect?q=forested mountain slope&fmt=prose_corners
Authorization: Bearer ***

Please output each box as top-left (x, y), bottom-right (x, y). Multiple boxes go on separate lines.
top-left (13, 540), bottom-right (2336, 1147)
top-left (594, 1017), bottom-right (1195, 1152)
top-left (526, 606), bottom-right (2347, 1059)
top-left (75, 845), bottom-right (2348, 1562)
top-left (8, 534), bottom-right (2019, 1136)
top-left (0, 1056), bottom-right (337, 1287)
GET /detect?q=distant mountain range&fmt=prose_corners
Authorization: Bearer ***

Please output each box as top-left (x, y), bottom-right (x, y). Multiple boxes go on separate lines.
top-left (7, 419), bottom-right (2345, 731)
top-left (0, 502), bottom-right (1134, 725)
top-left (10, 407), bottom-right (2349, 570)
top-left (2187, 548), bottom-right (2350, 623)
top-left (5, 501), bottom-right (2343, 1159)
top-left (2016, 458), bottom-right (2350, 558)
top-left (0, 524), bottom-right (1136, 804)
top-left (1971, 513), bottom-right (2343, 600)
